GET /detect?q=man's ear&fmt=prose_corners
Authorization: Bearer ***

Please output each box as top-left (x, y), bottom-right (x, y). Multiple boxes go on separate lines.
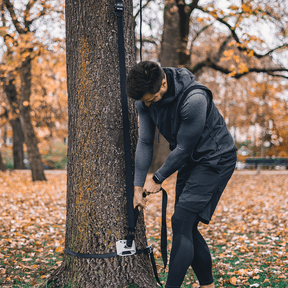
top-left (162, 73), bottom-right (167, 87)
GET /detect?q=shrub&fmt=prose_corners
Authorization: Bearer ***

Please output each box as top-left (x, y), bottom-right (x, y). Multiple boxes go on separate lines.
top-left (41, 143), bottom-right (67, 169)
top-left (0, 147), bottom-right (13, 169)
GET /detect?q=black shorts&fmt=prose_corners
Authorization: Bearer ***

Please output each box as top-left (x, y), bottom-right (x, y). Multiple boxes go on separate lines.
top-left (175, 150), bottom-right (237, 224)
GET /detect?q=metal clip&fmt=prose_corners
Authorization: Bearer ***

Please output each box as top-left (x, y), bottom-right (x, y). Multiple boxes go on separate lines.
top-left (116, 240), bottom-right (136, 256)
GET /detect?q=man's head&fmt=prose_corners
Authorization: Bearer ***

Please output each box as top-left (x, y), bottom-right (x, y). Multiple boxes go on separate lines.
top-left (126, 61), bottom-right (167, 106)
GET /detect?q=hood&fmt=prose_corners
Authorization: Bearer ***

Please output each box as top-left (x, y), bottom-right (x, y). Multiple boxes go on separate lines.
top-left (154, 67), bottom-right (196, 105)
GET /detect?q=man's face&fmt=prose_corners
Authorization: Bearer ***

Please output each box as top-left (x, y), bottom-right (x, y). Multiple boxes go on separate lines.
top-left (140, 74), bottom-right (168, 106)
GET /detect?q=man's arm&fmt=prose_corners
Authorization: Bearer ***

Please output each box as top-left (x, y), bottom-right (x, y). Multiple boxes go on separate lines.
top-left (133, 101), bottom-right (156, 209)
top-left (152, 90), bottom-right (207, 184)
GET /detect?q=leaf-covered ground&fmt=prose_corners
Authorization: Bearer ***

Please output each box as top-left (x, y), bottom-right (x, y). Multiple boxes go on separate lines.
top-left (0, 170), bottom-right (287, 287)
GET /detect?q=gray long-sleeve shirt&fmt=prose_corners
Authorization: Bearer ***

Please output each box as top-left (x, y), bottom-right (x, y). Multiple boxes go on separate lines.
top-left (134, 89), bottom-right (208, 187)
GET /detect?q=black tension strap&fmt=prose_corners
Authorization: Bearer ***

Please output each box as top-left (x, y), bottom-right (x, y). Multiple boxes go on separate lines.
top-left (64, 1), bottom-right (167, 287)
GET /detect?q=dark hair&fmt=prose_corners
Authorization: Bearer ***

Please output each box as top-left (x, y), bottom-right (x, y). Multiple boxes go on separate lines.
top-left (126, 61), bottom-right (165, 100)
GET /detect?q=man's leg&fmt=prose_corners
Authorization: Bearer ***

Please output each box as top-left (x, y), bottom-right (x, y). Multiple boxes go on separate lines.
top-left (165, 207), bottom-right (200, 288)
top-left (191, 224), bottom-right (214, 286)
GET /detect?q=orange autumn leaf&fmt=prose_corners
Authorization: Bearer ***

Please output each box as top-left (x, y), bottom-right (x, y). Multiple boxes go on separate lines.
top-left (253, 275), bottom-right (260, 279)
top-left (230, 276), bottom-right (237, 285)
top-left (55, 246), bottom-right (64, 253)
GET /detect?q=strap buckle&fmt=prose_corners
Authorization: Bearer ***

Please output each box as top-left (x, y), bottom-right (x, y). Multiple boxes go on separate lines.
top-left (146, 245), bottom-right (153, 254)
top-left (114, 2), bottom-right (124, 16)
top-left (116, 240), bottom-right (136, 256)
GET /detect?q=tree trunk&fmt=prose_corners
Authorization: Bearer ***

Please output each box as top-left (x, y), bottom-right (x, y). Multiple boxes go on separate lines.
top-left (10, 118), bottom-right (25, 169)
top-left (47, 1), bottom-right (157, 287)
top-left (159, 0), bottom-right (193, 67)
top-left (0, 151), bottom-right (7, 171)
top-left (19, 57), bottom-right (46, 181)
top-left (159, 0), bottom-right (181, 67)
top-left (2, 77), bottom-right (26, 169)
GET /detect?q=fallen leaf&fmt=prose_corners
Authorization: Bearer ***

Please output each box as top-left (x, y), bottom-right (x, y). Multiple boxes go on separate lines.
top-left (22, 258), bottom-right (33, 262)
top-left (230, 276), bottom-right (237, 285)
top-left (253, 275), bottom-right (260, 279)
top-left (55, 246), bottom-right (64, 253)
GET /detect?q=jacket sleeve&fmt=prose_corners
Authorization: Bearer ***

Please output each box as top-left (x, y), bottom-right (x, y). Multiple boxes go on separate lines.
top-left (134, 101), bottom-right (156, 187)
top-left (154, 90), bottom-right (207, 183)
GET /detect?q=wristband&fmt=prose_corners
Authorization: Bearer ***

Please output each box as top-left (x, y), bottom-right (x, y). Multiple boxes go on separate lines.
top-left (152, 174), bottom-right (162, 184)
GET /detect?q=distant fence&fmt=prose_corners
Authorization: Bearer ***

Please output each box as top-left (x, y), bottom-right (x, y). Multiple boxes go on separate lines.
top-left (244, 158), bottom-right (288, 169)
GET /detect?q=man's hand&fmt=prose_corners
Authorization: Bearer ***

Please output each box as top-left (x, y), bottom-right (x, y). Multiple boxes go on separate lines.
top-left (144, 176), bottom-right (161, 194)
top-left (133, 186), bottom-right (147, 210)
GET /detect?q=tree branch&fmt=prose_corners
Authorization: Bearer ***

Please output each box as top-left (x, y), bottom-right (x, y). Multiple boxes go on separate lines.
top-left (213, 35), bottom-right (233, 62)
top-left (3, 0), bottom-right (25, 34)
top-left (23, 0), bottom-right (38, 30)
top-left (134, 0), bottom-right (153, 20)
top-left (195, 5), bottom-right (288, 59)
top-left (26, 0), bottom-right (38, 11)
top-left (135, 36), bottom-right (157, 45)
top-left (188, 0), bottom-right (201, 10)
top-left (2, 33), bottom-right (18, 46)
top-left (189, 22), bottom-right (215, 55)
top-left (190, 58), bottom-right (288, 79)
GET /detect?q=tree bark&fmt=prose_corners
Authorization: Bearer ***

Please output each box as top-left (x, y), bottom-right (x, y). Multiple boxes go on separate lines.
top-left (47, 1), bottom-right (157, 287)
top-left (10, 118), bottom-right (25, 169)
top-left (0, 151), bottom-right (8, 171)
top-left (159, 0), bottom-right (181, 67)
top-left (2, 77), bottom-right (26, 169)
top-left (19, 57), bottom-right (46, 181)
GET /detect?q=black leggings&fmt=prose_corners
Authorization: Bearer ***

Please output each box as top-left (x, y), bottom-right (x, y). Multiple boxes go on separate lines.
top-left (165, 207), bottom-right (214, 288)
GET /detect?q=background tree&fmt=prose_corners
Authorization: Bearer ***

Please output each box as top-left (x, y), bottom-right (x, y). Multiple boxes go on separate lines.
top-left (47, 0), bottom-right (157, 287)
top-left (0, 77), bottom-right (25, 169)
top-left (0, 0), bottom-right (65, 179)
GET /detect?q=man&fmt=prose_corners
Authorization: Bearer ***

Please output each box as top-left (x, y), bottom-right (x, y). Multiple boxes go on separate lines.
top-left (126, 61), bottom-right (237, 288)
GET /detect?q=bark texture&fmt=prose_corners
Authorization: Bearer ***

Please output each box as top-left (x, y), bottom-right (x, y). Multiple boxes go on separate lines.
top-left (10, 118), bottom-right (25, 169)
top-left (19, 57), bottom-right (46, 181)
top-left (0, 152), bottom-right (8, 171)
top-left (47, 1), bottom-right (157, 287)
top-left (2, 77), bottom-right (25, 169)
top-left (159, 0), bottom-right (181, 67)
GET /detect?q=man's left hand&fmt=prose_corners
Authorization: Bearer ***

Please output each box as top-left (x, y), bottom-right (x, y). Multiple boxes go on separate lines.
top-left (144, 176), bottom-right (162, 194)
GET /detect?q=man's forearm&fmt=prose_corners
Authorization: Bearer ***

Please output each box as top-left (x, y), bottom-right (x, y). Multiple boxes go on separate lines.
top-left (134, 140), bottom-right (153, 186)
top-left (154, 145), bottom-right (191, 183)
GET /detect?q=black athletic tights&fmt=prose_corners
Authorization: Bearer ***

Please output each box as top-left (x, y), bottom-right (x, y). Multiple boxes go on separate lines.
top-left (165, 207), bottom-right (214, 288)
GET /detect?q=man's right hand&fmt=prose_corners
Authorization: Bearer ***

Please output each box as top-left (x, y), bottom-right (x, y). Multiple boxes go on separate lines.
top-left (133, 186), bottom-right (147, 210)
